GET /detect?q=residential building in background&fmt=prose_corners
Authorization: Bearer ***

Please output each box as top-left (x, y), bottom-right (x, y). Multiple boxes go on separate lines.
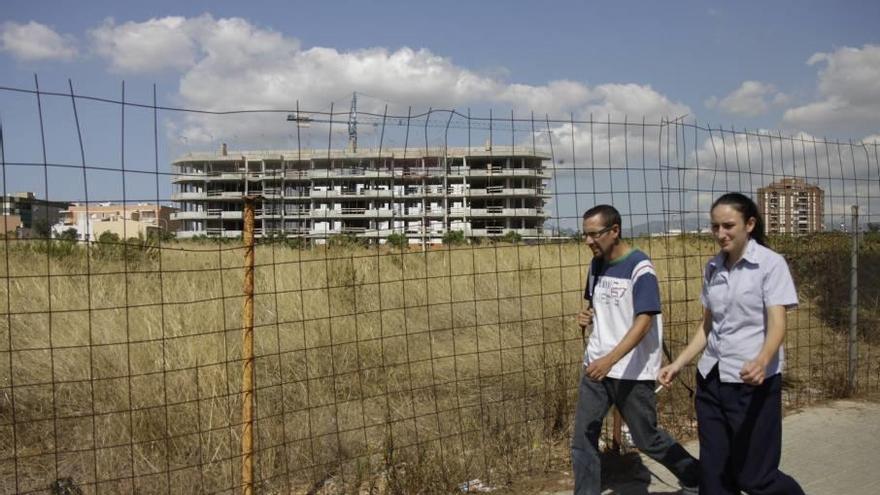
top-left (53, 203), bottom-right (179, 241)
top-left (757, 178), bottom-right (825, 234)
top-left (171, 145), bottom-right (551, 243)
top-left (1, 192), bottom-right (70, 237)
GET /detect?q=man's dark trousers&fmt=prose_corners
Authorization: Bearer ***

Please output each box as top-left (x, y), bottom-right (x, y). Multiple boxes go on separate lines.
top-left (571, 374), bottom-right (700, 495)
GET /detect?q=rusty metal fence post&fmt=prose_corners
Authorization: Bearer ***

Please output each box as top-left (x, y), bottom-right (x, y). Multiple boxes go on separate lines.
top-left (849, 205), bottom-right (859, 395)
top-left (241, 196), bottom-right (258, 495)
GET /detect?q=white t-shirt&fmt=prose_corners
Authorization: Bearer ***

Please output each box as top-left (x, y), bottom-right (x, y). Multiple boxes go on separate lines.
top-left (584, 249), bottom-right (663, 380)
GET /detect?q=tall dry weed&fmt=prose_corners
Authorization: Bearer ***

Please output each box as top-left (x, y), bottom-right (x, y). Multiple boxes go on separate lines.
top-left (0, 235), bottom-right (876, 493)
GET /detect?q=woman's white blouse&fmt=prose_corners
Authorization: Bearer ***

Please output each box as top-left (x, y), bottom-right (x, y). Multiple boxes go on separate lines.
top-left (698, 239), bottom-right (799, 383)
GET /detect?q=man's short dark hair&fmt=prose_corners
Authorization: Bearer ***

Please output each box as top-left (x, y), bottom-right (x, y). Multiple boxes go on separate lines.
top-left (583, 205), bottom-right (622, 230)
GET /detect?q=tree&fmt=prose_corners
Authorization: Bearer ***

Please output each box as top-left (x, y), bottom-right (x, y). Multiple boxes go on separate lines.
top-left (31, 217), bottom-right (52, 239)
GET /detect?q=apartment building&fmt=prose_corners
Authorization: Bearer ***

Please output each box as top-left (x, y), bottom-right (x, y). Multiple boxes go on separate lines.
top-left (171, 145), bottom-right (551, 243)
top-left (1, 192), bottom-right (70, 237)
top-left (54, 203), bottom-right (179, 241)
top-left (757, 177), bottom-right (824, 234)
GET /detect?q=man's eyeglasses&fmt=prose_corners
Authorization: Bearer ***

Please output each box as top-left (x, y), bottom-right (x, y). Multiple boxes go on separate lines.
top-left (583, 225), bottom-right (614, 240)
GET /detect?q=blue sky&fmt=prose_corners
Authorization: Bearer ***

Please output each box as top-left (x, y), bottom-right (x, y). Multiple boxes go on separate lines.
top-left (1, 0), bottom-right (878, 223)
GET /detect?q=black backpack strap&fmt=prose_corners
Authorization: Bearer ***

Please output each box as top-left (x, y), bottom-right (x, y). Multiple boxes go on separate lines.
top-left (585, 258), bottom-right (604, 302)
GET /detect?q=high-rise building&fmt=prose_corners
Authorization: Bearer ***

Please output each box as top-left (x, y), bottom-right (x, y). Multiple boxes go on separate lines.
top-left (757, 178), bottom-right (824, 234)
top-left (171, 145), bottom-right (551, 243)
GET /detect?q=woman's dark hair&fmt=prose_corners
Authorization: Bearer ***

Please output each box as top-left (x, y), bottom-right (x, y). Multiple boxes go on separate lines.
top-left (711, 192), bottom-right (767, 246)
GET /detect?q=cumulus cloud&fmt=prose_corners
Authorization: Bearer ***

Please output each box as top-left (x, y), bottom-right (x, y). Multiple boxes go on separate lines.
top-left (85, 15), bottom-right (690, 148)
top-left (0, 21), bottom-right (77, 61)
top-left (783, 44), bottom-right (880, 134)
top-left (705, 80), bottom-right (788, 117)
top-left (90, 16), bottom-right (203, 72)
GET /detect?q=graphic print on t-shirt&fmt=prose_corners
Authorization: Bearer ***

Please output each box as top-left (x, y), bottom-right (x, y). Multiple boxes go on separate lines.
top-left (595, 278), bottom-right (628, 306)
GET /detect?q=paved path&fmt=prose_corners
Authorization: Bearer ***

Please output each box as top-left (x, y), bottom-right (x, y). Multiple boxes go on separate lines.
top-left (544, 399), bottom-right (880, 495)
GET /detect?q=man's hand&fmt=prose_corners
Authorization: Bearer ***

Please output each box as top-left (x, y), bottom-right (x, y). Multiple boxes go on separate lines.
top-left (658, 362), bottom-right (682, 388)
top-left (576, 306), bottom-right (594, 330)
top-left (585, 354), bottom-right (615, 381)
top-left (740, 358), bottom-right (767, 386)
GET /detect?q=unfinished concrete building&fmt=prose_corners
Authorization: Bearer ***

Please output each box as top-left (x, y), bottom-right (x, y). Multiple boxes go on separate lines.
top-left (171, 145), bottom-right (551, 243)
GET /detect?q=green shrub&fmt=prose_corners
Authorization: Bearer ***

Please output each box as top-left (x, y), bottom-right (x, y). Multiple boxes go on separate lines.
top-left (386, 232), bottom-right (408, 249)
top-left (775, 233), bottom-right (880, 342)
top-left (58, 228), bottom-right (79, 242)
top-left (146, 228), bottom-right (176, 242)
top-left (32, 238), bottom-right (77, 258)
top-left (499, 231), bottom-right (522, 244)
top-left (327, 233), bottom-right (365, 249)
top-left (97, 231), bottom-right (121, 244)
top-left (442, 230), bottom-right (466, 246)
top-left (284, 236), bottom-right (307, 249)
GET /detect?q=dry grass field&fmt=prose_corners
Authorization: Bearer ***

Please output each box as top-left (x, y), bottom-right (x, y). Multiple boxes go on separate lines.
top-left (0, 235), bottom-right (876, 494)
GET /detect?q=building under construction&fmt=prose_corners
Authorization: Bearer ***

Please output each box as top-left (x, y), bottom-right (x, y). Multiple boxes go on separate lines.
top-left (171, 144), bottom-right (551, 243)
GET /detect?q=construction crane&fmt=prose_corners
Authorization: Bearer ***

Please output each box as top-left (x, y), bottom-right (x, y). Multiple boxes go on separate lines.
top-left (348, 92), bottom-right (358, 152)
top-left (288, 92), bottom-right (358, 150)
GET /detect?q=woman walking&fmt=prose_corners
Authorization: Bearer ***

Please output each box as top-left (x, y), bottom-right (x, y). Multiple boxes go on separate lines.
top-left (659, 193), bottom-right (805, 494)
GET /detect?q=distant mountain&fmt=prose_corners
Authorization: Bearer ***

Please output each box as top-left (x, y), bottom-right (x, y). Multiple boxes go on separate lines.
top-left (630, 215), bottom-right (708, 236)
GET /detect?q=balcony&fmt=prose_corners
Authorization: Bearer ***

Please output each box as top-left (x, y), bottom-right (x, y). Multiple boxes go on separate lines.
top-left (284, 170), bottom-right (310, 179)
top-left (451, 207), bottom-right (547, 217)
top-left (206, 191), bottom-right (246, 199)
top-left (171, 172), bottom-right (207, 183)
top-left (257, 209), bottom-right (282, 218)
top-left (283, 209), bottom-right (311, 217)
top-left (204, 228), bottom-right (243, 238)
top-left (174, 167), bottom-right (551, 184)
top-left (170, 211), bottom-right (207, 220)
top-left (172, 191), bottom-right (207, 200)
top-left (193, 171), bottom-right (248, 181)
top-left (448, 168), bottom-right (549, 178)
top-left (282, 190), bottom-right (309, 198)
top-left (469, 228), bottom-right (543, 237)
top-left (309, 189), bottom-right (395, 199)
top-left (456, 187), bottom-right (542, 197)
top-left (308, 168), bottom-right (392, 179)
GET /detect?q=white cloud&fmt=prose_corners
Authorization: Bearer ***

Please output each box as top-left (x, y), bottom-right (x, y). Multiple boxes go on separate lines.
top-left (85, 15), bottom-right (690, 149)
top-left (0, 21), bottom-right (77, 61)
top-left (706, 80), bottom-right (787, 117)
top-left (89, 16), bottom-right (200, 73)
top-left (783, 44), bottom-right (880, 134)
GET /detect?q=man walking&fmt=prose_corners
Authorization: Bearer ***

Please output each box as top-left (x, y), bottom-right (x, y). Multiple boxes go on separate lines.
top-left (572, 205), bottom-right (699, 494)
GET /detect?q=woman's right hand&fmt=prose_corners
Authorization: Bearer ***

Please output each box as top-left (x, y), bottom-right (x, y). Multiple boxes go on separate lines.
top-left (658, 363), bottom-right (681, 388)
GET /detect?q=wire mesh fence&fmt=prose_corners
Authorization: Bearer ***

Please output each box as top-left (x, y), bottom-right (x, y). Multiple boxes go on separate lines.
top-left (0, 80), bottom-right (877, 494)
